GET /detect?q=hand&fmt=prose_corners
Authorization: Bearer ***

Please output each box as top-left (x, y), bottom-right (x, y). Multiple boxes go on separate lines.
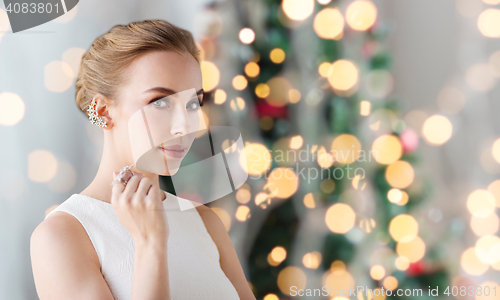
top-left (111, 171), bottom-right (169, 248)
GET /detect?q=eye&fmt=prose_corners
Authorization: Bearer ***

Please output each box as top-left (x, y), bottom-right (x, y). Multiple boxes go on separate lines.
top-left (187, 100), bottom-right (200, 110)
top-left (150, 97), bottom-right (169, 108)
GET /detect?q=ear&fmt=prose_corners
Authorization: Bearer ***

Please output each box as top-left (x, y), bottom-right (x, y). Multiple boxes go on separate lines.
top-left (92, 93), bottom-right (114, 129)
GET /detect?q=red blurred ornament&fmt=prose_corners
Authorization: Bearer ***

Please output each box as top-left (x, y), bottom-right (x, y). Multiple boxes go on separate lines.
top-left (400, 128), bottom-right (419, 153)
top-left (255, 100), bottom-right (288, 119)
top-left (406, 261), bottom-right (426, 276)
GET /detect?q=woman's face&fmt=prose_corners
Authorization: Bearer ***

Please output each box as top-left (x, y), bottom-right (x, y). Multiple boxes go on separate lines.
top-left (107, 50), bottom-right (204, 175)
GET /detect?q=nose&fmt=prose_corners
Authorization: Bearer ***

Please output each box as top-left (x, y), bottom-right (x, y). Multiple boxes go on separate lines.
top-left (169, 103), bottom-right (189, 136)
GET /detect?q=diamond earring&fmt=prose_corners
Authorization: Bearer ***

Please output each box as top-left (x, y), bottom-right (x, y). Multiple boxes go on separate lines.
top-left (87, 98), bottom-right (107, 128)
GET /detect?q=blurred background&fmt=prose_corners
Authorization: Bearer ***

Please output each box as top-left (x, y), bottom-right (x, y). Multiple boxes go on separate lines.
top-left (1, 0), bottom-right (500, 299)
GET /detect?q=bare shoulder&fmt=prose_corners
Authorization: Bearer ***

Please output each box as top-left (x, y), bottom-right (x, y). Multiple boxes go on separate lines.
top-left (31, 211), bottom-right (113, 299)
top-left (193, 203), bottom-right (228, 239)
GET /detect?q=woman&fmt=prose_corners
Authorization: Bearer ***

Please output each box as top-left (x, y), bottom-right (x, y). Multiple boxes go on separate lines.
top-left (30, 20), bottom-right (256, 300)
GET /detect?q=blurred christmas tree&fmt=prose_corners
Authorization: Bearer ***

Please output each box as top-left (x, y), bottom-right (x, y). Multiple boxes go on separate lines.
top-left (192, 0), bottom-right (452, 299)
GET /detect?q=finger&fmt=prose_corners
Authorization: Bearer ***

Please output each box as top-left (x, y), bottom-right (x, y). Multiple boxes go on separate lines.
top-left (123, 175), bottom-right (142, 195)
top-left (111, 178), bottom-right (126, 195)
top-left (136, 178), bottom-right (153, 197)
top-left (147, 183), bottom-right (160, 199)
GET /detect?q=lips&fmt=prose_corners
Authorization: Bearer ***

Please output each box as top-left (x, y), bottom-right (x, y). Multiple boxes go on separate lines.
top-left (159, 144), bottom-right (188, 159)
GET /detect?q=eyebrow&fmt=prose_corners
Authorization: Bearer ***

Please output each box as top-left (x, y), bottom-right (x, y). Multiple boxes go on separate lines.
top-left (142, 87), bottom-right (204, 96)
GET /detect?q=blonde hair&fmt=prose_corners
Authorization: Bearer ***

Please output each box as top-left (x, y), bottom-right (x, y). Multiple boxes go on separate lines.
top-left (75, 19), bottom-right (201, 114)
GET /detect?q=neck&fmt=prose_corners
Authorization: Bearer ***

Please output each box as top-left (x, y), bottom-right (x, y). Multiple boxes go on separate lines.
top-left (80, 138), bottom-right (163, 203)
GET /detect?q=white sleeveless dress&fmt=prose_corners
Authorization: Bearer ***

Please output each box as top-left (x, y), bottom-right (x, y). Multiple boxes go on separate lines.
top-left (45, 192), bottom-right (240, 300)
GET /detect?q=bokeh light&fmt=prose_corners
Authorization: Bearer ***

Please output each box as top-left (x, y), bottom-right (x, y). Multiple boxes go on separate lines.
top-left (346, 0), bottom-right (378, 31)
top-left (360, 100), bottom-right (371, 116)
top-left (266, 77), bottom-right (293, 107)
top-left (28, 150), bottom-right (58, 183)
top-left (200, 61), bottom-right (220, 92)
top-left (266, 168), bottom-right (299, 199)
top-left (461, 247), bottom-right (489, 276)
top-left (370, 265), bottom-right (385, 280)
top-left (467, 189), bottom-right (496, 217)
top-left (327, 59), bottom-right (359, 92)
top-left (303, 193), bottom-right (316, 209)
top-left (466, 63), bottom-right (497, 91)
top-left (325, 203), bottom-right (356, 233)
top-left (385, 160), bottom-right (415, 189)
top-left (270, 48), bottom-right (286, 64)
top-left (371, 134), bottom-right (403, 165)
top-left (44, 61), bottom-right (74, 92)
top-left (232, 75), bottom-right (248, 91)
top-left (471, 213), bottom-right (499, 236)
top-left (281, 0), bottom-right (315, 21)
top-left (213, 89), bottom-right (227, 105)
top-left (245, 62), bottom-right (260, 77)
top-left (492, 138), bottom-right (500, 164)
top-left (396, 236), bottom-right (426, 263)
top-left (436, 86), bottom-right (466, 114)
top-left (389, 214), bottom-right (419, 242)
top-left (477, 8), bottom-right (500, 38)
top-left (235, 205), bottom-right (251, 222)
top-left (277, 266), bottom-right (307, 295)
top-left (422, 115), bottom-right (453, 145)
top-left (313, 8), bottom-right (344, 39)
top-left (62, 47), bottom-right (85, 78)
top-left (240, 143), bottom-right (272, 176)
top-left (0, 92), bottom-right (25, 126)
top-left (331, 134), bottom-right (362, 164)
top-left (302, 252), bottom-right (322, 269)
top-left (239, 27), bottom-right (256, 44)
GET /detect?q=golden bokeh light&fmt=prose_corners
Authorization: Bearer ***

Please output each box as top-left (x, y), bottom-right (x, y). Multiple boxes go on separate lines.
top-left (289, 135), bottom-right (303, 149)
top-left (235, 205), bottom-right (251, 222)
top-left (277, 266), bottom-right (307, 295)
top-left (259, 116), bottom-right (274, 131)
top-left (255, 192), bottom-right (270, 208)
top-left (317, 146), bottom-right (335, 168)
top-left (213, 89), bottom-right (227, 105)
top-left (396, 236), bottom-right (426, 263)
top-left (475, 235), bottom-right (500, 264)
top-left (303, 193), bottom-right (316, 209)
top-left (245, 62), bottom-right (260, 77)
top-left (461, 247), bottom-right (489, 276)
top-left (236, 188), bottom-right (251, 204)
top-left (359, 218), bottom-right (376, 233)
top-left (327, 59), bottom-right (359, 91)
top-left (211, 207), bottom-right (232, 231)
top-left (467, 189), bottom-right (496, 217)
top-left (240, 143), bottom-right (272, 176)
top-left (387, 188), bottom-right (403, 204)
top-left (389, 214), bottom-right (419, 242)
top-left (319, 62), bottom-right (332, 77)
top-left (371, 135), bottom-right (403, 165)
top-left (352, 174), bottom-right (367, 190)
top-left (383, 276), bottom-right (398, 291)
top-left (263, 294), bottom-right (279, 300)
top-left (44, 61), bottom-right (74, 92)
top-left (303, 251), bottom-right (322, 269)
top-left (325, 203), bottom-right (356, 234)
top-left (395, 191), bottom-right (409, 206)
top-left (370, 265), bottom-right (385, 280)
top-left (28, 150), bottom-right (58, 183)
top-left (313, 8), bottom-right (344, 39)
top-left (422, 115), bottom-right (453, 145)
top-left (281, 0), bottom-right (315, 21)
top-left (437, 86), bottom-right (466, 115)
top-left (269, 246), bottom-right (287, 266)
top-left (477, 8), bottom-right (500, 38)
top-left (492, 138), bottom-right (500, 164)
top-left (288, 88), bottom-right (301, 103)
top-left (395, 256), bottom-right (410, 271)
top-left (0, 92), bottom-right (25, 126)
top-left (200, 61), bottom-right (220, 92)
top-left (331, 134), bottom-right (361, 164)
top-left (323, 264), bottom-right (355, 292)
top-left (360, 100), bottom-right (371, 116)
top-left (255, 83), bottom-right (271, 98)
top-left (270, 48), bottom-right (286, 64)
top-left (266, 76), bottom-right (293, 107)
top-left (471, 213), bottom-right (499, 236)
top-left (266, 168), bottom-right (299, 199)
top-left (346, 0), bottom-right (378, 31)
top-left (385, 160), bottom-right (415, 189)
top-left (239, 27), bottom-right (256, 44)
top-left (232, 75), bottom-right (248, 91)
top-left (230, 97), bottom-right (246, 111)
